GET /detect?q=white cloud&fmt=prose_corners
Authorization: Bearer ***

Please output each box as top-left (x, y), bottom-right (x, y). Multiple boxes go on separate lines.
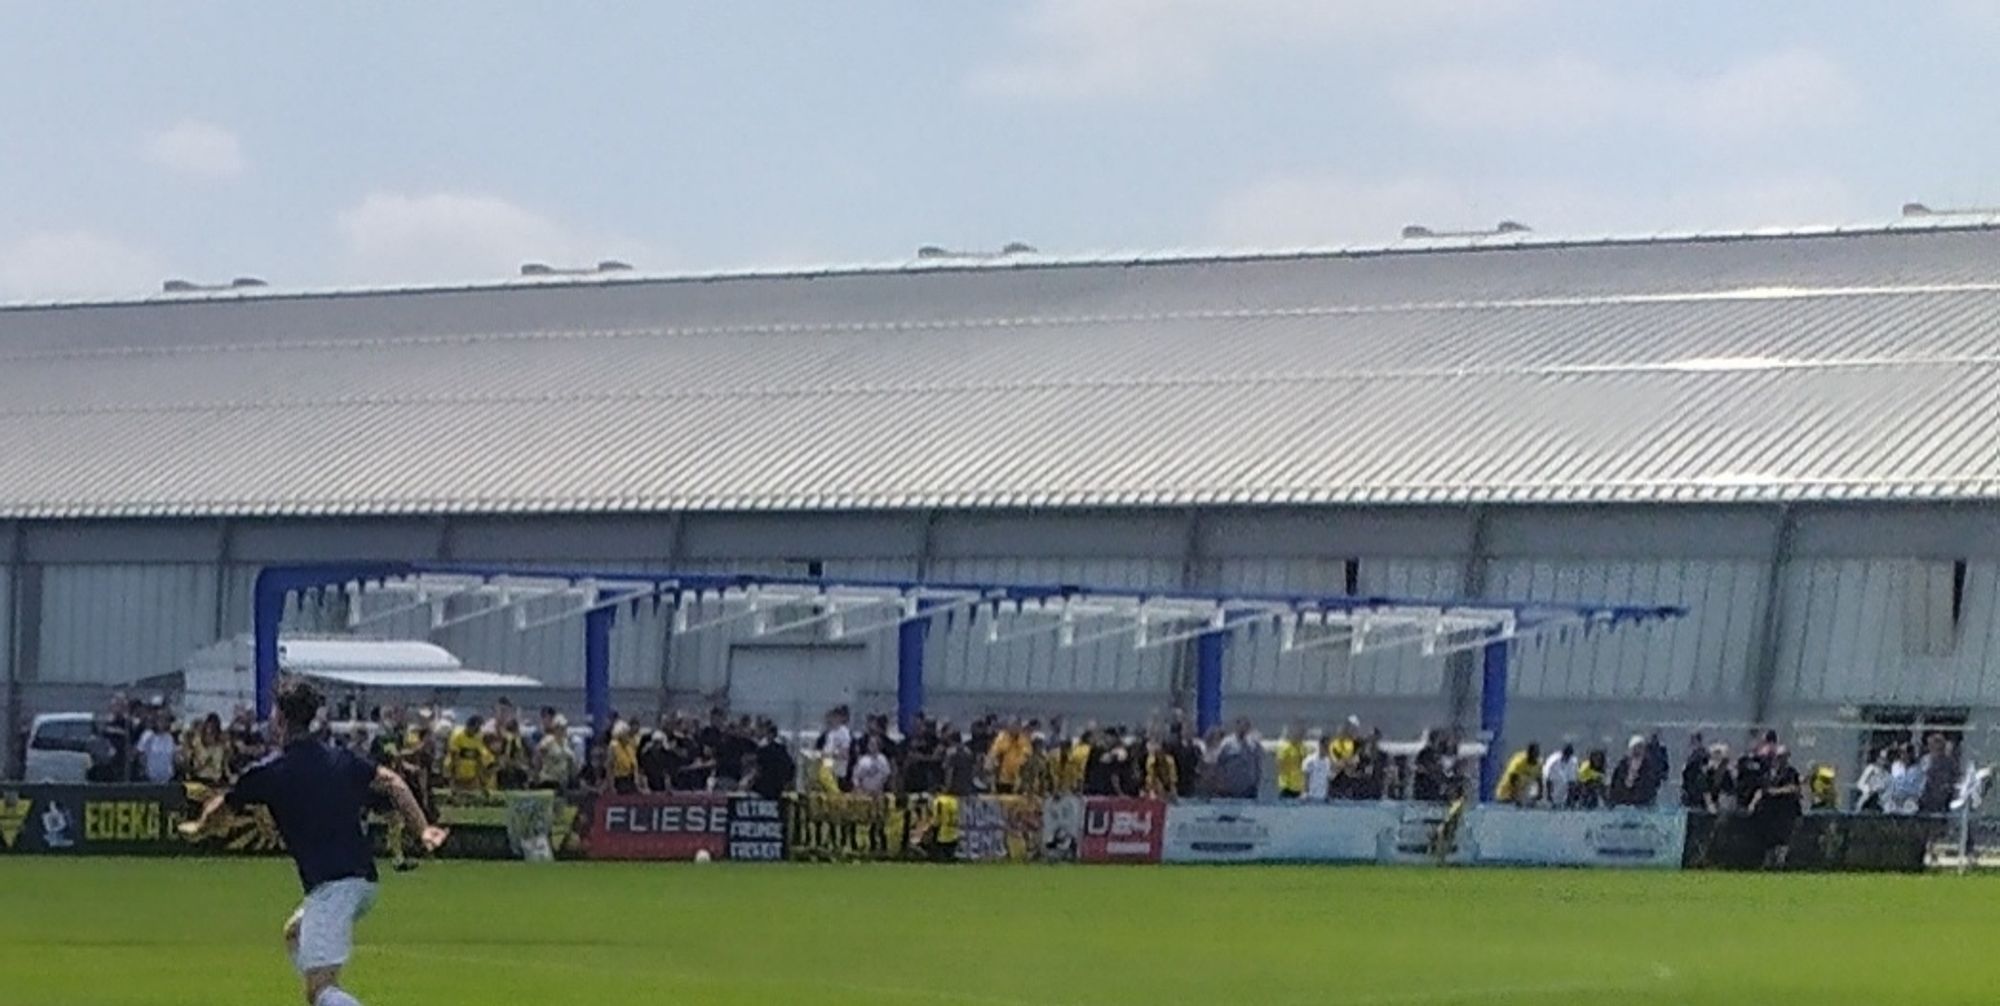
top-left (1394, 49), bottom-right (1857, 139)
top-left (334, 191), bottom-right (657, 284)
top-left (142, 119), bottom-right (248, 180)
top-left (1210, 172), bottom-right (1863, 248)
top-left (971, 0), bottom-right (1520, 99)
top-left (0, 230), bottom-right (162, 301)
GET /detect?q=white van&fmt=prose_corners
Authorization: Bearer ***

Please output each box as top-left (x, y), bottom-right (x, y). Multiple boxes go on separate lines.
top-left (23, 713), bottom-right (110, 784)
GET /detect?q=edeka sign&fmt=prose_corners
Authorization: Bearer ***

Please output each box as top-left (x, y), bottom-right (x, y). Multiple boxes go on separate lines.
top-left (0, 785), bottom-right (182, 855)
top-left (1468, 807), bottom-right (1686, 868)
top-left (727, 796), bottom-right (786, 861)
top-left (1079, 797), bottom-right (1164, 863)
top-left (589, 793), bottom-right (730, 861)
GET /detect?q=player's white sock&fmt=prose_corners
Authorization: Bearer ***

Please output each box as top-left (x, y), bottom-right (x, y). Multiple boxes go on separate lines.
top-left (314, 986), bottom-right (363, 1006)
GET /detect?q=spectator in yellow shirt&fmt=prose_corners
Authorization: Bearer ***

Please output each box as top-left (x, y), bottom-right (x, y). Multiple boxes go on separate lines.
top-left (607, 721), bottom-right (642, 795)
top-left (1275, 724), bottom-right (1307, 799)
top-left (929, 794), bottom-right (963, 862)
top-left (1020, 735), bottom-right (1057, 797)
top-left (1495, 743), bottom-right (1543, 805)
top-left (1144, 738), bottom-right (1180, 800)
top-left (1061, 731), bottom-right (1093, 795)
top-left (810, 753), bottom-right (842, 794)
top-left (987, 720), bottom-right (1031, 794)
top-left (446, 716), bottom-right (495, 792)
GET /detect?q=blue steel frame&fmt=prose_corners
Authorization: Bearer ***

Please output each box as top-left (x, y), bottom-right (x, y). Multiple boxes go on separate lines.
top-left (253, 562), bottom-right (1679, 799)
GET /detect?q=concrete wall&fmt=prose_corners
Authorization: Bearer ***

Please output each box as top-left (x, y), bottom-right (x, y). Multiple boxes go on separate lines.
top-left (10, 504), bottom-right (2000, 783)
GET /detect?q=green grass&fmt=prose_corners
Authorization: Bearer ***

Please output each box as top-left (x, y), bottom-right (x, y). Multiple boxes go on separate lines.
top-left (2, 857), bottom-right (1995, 1005)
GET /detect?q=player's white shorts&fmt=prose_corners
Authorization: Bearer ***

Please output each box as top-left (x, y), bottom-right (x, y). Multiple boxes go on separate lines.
top-left (291, 878), bottom-right (378, 972)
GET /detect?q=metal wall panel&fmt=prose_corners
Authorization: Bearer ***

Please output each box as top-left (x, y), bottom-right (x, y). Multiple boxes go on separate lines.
top-left (1774, 559), bottom-right (2000, 705)
top-left (1488, 558), bottom-right (1764, 702)
top-left (926, 557), bottom-right (1182, 700)
top-left (1211, 557), bottom-right (1463, 702)
top-left (37, 564), bottom-right (220, 684)
top-left (666, 557), bottom-right (911, 703)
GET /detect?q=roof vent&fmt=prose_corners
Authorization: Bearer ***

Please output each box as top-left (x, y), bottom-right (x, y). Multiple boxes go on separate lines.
top-left (519, 260), bottom-right (634, 277)
top-left (1401, 221), bottom-right (1533, 240)
top-left (1902, 202), bottom-right (2000, 218)
top-left (162, 276), bottom-right (267, 293)
top-left (916, 242), bottom-right (1037, 260)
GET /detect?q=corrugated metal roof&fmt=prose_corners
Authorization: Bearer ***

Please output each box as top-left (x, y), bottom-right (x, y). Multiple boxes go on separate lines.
top-left (5, 223), bottom-right (2000, 518)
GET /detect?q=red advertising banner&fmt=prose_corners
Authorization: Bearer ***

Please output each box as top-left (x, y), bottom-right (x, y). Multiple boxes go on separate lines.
top-left (1079, 797), bottom-right (1164, 863)
top-left (588, 793), bottom-right (730, 861)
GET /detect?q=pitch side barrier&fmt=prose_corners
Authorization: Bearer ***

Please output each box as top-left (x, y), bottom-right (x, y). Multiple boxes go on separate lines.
top-left (0, 785), bottom-right (1947, 871)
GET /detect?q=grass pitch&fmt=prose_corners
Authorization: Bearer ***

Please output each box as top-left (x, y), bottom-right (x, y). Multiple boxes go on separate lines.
top-left (2, 857), bottom-right (1993, 1005)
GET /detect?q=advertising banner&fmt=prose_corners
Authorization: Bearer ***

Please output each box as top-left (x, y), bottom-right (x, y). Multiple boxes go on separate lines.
top-left (1161, 801), bottom-right (1408, 863)
top-left (1468, 807), bottom-right (1686, 868)
top-left (727, 796), bottom-right (787, 861)
top-left (588, 793), bottom-right (730, 861)
top-left (0, 785), bottom-right (182, 855)
top-left (1041, 796), bottom-right (1082, 863)
top-left (1079, 797), bottom-right (1164, 863)
top-left (956, 796), bottom-right (1058, 862)
top-left (432, 790), bottom-right (581, 860)
top-left (787, 794), bottom-right (916, 862)
top-left (1683, 812), bottom-right (1942, 872)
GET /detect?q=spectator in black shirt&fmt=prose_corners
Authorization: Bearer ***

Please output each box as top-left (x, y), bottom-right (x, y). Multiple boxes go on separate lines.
top-left (1748, 747), bottom-right (1803, 868)
top-left (638, 731), bottom-right (676, 793)
top-left (1083, 729), bottom-right (1122, 796)
top-left (942, 731), bottom-right (978, 796)
top-left (1411, 732), bottom-right (1448, 803)
top-left (99, 693), bottom-right (137, 783)
top-left (902, 719), bottom-right (944, 794)
top-left (1697, 743), bottom-right (1736, 813)
top-left (696, 707), bottom-right (728, 770)
top-left (1679, 735), bottom-right (1709, 810)
top-left (749, 721), bottom-right (796, 800)
top-left (1114, 732), bottom-right (1145, 797)
top-left (1735, 730), bottom-right (1776, 806)
top-left (1919, 733), bottom-right (1962, 815)
top-left (1609, 736), bottom-right (1650, 806)
top-left (1168, 723), bottom-right (1202, 798)
top-left (714, 716), bottom-right (757, 791)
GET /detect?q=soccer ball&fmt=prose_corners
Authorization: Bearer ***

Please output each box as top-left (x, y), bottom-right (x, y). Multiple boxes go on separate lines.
top-left (693, 849), bottom-right (713, 864)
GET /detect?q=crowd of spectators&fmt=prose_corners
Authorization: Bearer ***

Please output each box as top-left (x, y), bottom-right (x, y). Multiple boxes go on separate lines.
top-left (51, 692), bottom-right (1984, 837)
top-left (81, 693), bottom-right (271, 785)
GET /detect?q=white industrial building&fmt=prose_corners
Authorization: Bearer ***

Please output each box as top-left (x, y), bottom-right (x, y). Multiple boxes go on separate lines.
top-left (5, 219), bottom-right (1999, 778)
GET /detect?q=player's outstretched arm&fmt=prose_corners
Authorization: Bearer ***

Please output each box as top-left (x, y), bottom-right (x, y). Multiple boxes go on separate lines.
top-left (373, 766), bottom-right (449, 852)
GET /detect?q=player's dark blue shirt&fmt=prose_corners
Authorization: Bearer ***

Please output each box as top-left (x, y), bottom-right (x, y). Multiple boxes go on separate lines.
top-left (227, 738), bottom-right (380, 892)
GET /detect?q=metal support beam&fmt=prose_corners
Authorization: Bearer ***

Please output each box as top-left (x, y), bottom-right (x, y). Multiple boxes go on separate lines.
top-left (585, 605), bottom-right (614, 731)
top-left (1449, 505), bottom-right (1491, 729)
top-left (1478, 640), bottom-right (1510, 803)
top-left (2, 522), bottom-right (22, 780)
top-left (897, 600), bottom-right (936, 735)
top-left (254, 563), bottom-right (415, 721)
top-left (1749, 504), bottom-right (1796, 726)
top-left (1195, 630), bottom-right (1228, 734)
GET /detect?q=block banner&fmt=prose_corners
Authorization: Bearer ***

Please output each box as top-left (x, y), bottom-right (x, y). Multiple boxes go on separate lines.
top-left (784, 794), bottom-right (1065, 863)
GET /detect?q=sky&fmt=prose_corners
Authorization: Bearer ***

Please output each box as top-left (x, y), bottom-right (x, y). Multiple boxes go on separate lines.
top-left (2, 1), bottom-right (1998, 301)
